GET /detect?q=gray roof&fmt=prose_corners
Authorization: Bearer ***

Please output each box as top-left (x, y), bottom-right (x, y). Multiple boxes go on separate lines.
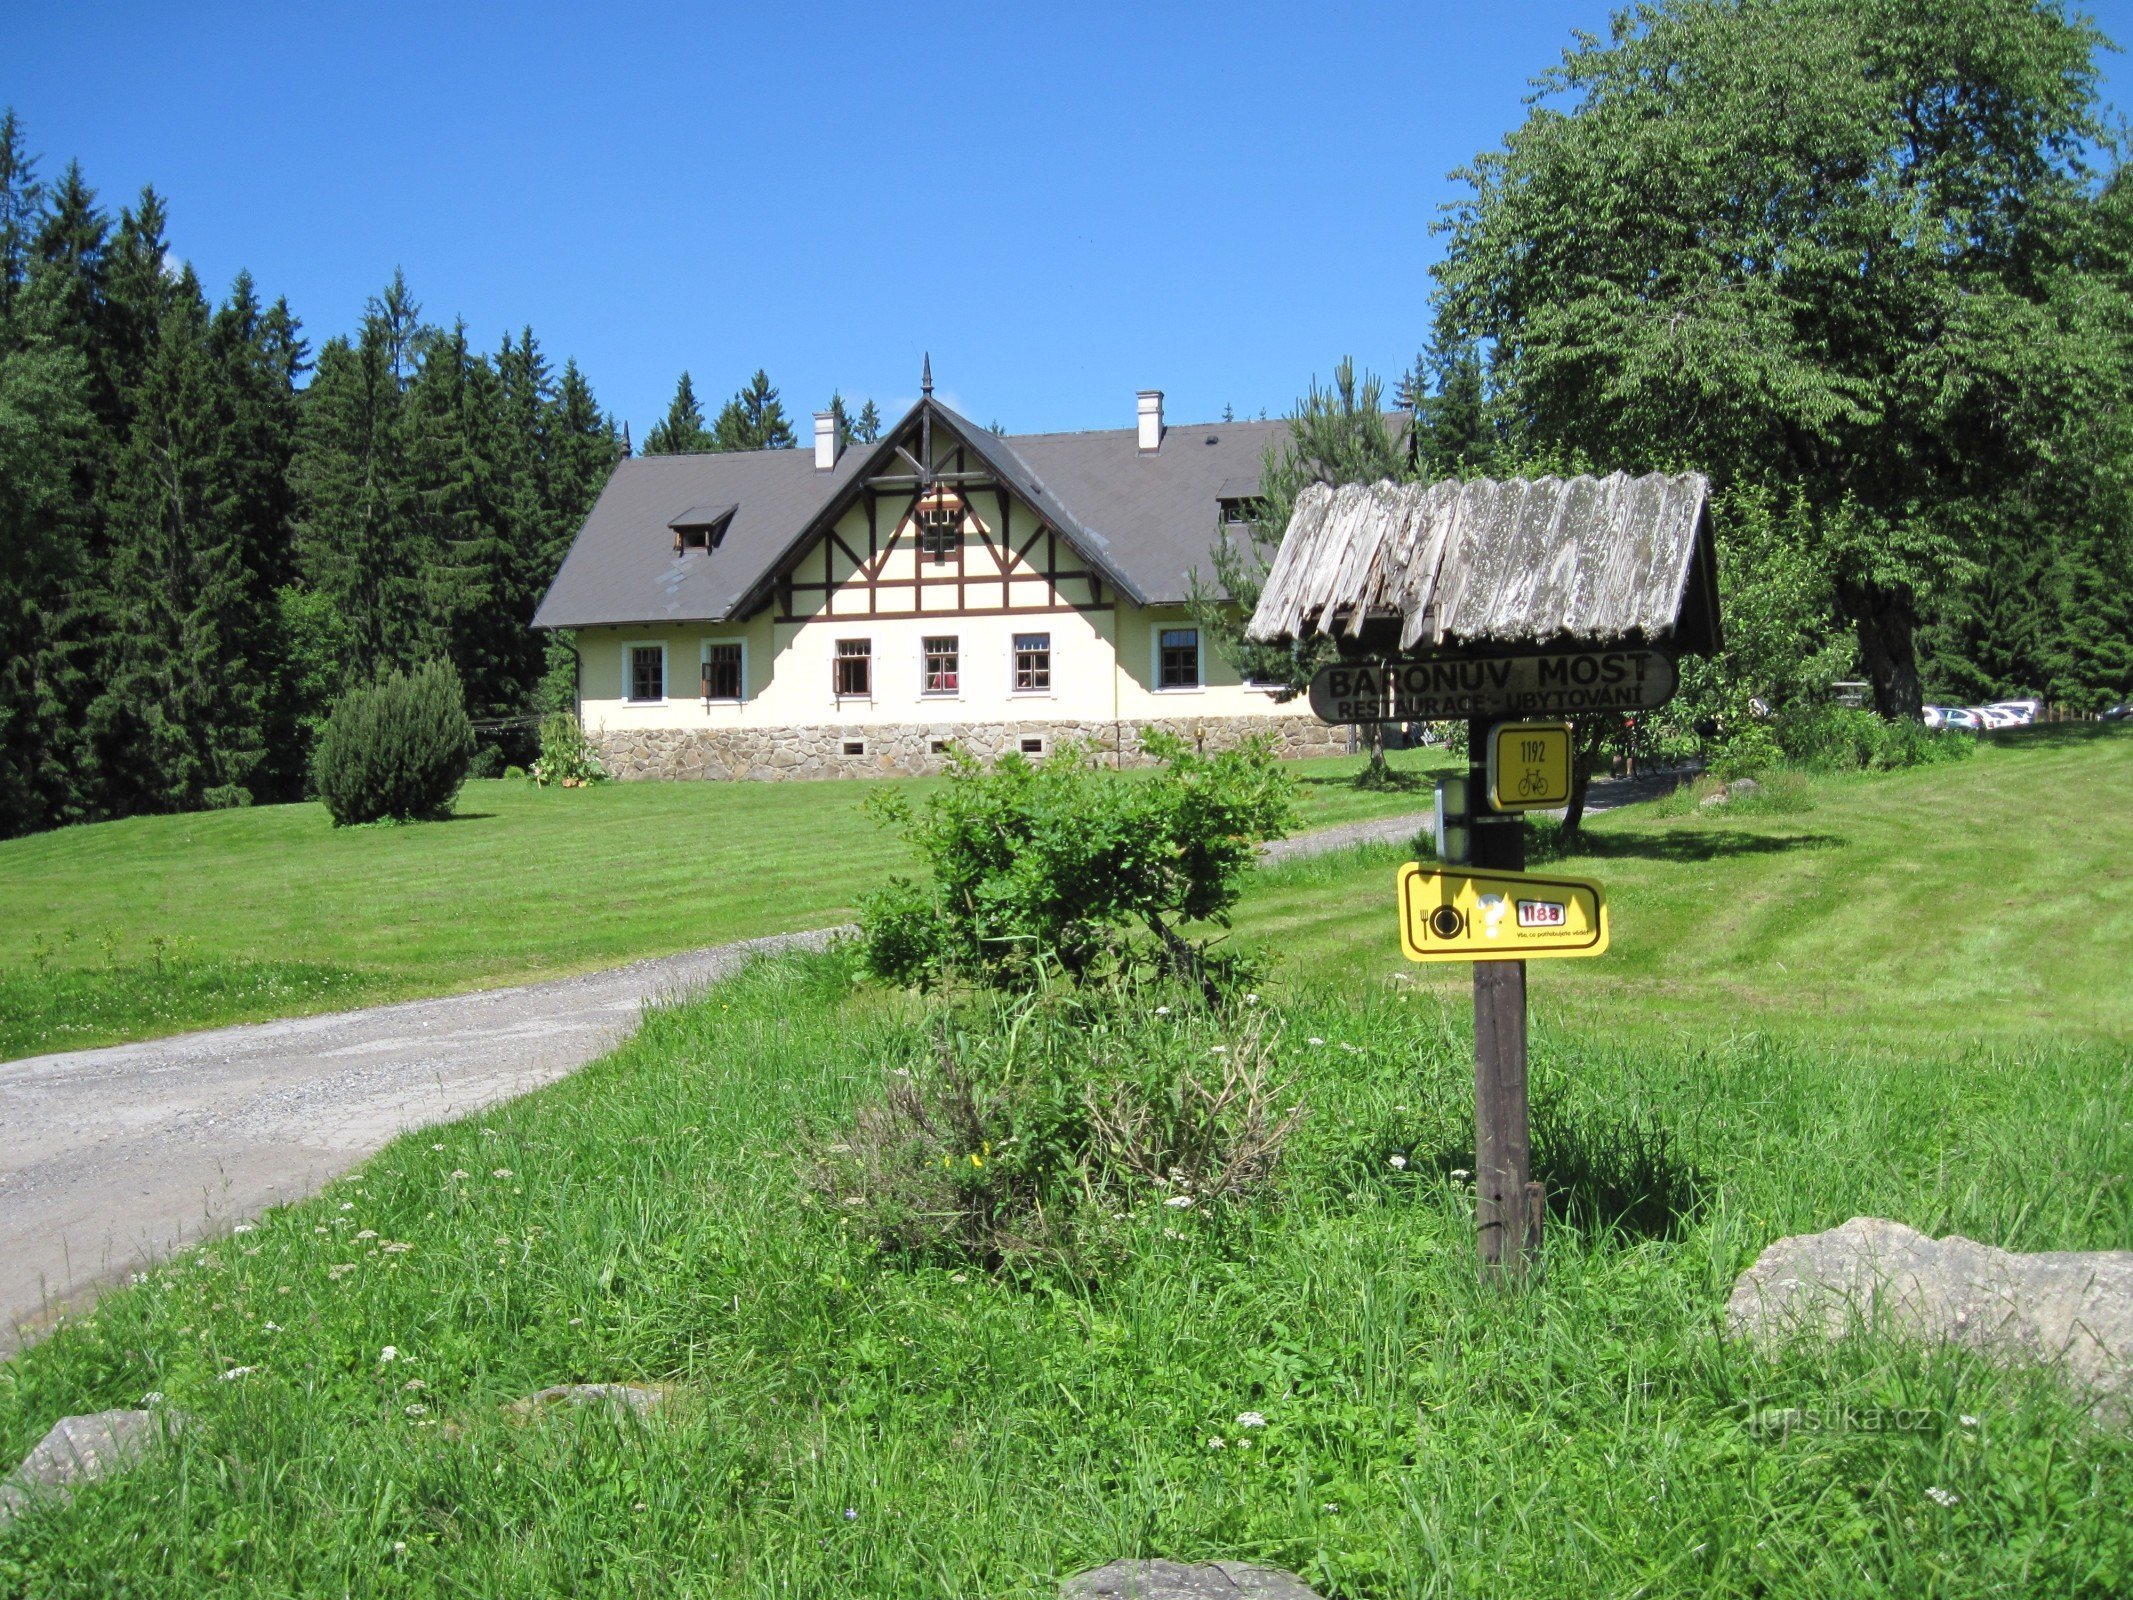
top-left (1247, 472), bottom-right (1721, 655)
top-left (532, 399), bottom-right (1313, 629)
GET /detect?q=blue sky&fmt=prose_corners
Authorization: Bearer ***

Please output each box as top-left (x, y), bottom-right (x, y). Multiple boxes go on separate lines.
top-left (12, 1), bottom-right (2133, 440)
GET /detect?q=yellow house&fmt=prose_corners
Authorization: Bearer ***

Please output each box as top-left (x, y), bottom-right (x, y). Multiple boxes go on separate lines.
top-left (532, 372), bottom-right (1350, 779)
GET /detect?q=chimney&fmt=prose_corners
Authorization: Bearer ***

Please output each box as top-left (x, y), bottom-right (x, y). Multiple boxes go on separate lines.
top-left (813, 410), bottom-right (841, 470)
top-left (1137, 390), bottom-right (1164, 452)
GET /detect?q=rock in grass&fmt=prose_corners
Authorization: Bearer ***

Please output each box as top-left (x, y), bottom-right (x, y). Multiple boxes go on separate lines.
top-left (0, 1409), bottom-right (178, 1526)
top-left (1729, 777), bottom-right (1763, 797)
top-left (1726, 1217), bottom-right (2133, 1422)
top-left (504, 1382), bottom-right (673, 1421)
top-left (1061, 1559), bottom-right (1325, 1599)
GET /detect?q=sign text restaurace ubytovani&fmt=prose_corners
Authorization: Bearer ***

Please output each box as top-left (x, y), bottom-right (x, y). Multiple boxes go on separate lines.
top-left (1308, 647), bottom-right (1677, 725)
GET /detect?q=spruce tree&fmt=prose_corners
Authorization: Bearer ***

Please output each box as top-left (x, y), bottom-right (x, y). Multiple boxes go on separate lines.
top-left (853, 398), bottom-right (882, 444)
top-left (712, 368), bottom-right (796, 451)
top-left (642, 370), bottom-right (709, 454)
top-left (291, 283), bottom-right (424, 683)
top-left (89, 270), bottom-right (273, 812)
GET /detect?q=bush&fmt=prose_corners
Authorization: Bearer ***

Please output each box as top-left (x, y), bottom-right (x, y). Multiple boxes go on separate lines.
top-left (309, 660), bottom-right (475, 826)
top-left (806, 985), bottom-right (1301, 1268)
top-left (529, 712), bottom-right (608, 787)
top-left (1776, 705), bottom-right (1974, 772)
top-left (856, 732), bottom-right (1297, 994)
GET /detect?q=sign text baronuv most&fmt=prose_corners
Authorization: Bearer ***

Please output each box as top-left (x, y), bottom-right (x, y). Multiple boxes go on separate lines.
top-left (1308, 648), bottom-right (1677, 725)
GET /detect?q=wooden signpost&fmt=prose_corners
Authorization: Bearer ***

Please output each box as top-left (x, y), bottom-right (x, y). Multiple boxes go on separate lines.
top-left (1251, 472), bottom-right (1724, 1281)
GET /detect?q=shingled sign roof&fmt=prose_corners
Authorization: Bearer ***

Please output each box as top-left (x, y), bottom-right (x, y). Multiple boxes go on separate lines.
top-left (1246, 471), bottom-right (1721, 656)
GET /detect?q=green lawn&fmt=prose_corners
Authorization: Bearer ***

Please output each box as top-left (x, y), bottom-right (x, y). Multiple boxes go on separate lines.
top-left (1240, 727), bottom-right (2133, 1047)
top-left (0, 746), bottom-right (1452, 1060)
top-left (1, 734), bottom-right (2128, 1595)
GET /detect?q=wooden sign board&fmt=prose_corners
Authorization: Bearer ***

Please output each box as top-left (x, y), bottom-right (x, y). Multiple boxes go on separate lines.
top-left (1486, 721), bottom-right (1573, 811)
top-left (1397, 862), bottom-right (1609, 962)
top-left (1307, 648), bottom-right (1677, 725)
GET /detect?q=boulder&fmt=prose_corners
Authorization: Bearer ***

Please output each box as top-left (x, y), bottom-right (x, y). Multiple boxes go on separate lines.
top-left (1729, 776), bottom-right (1763, 796)
top-left (1061, 1560), bottom-right (1324, 1599)
top-left (0, 1408), bottom-right (177, 1526)
top-left (1726, 1217), bottom-right (2133, 1421)
top-left (503, 1382), bottom-right (673, 1421)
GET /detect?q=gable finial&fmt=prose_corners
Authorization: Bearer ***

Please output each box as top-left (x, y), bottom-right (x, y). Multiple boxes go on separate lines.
top-left (921, 352), bottom-right (933, 398)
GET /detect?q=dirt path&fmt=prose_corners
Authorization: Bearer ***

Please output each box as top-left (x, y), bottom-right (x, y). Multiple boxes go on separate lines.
top-left (0, 929), bottom-right (841, 1354)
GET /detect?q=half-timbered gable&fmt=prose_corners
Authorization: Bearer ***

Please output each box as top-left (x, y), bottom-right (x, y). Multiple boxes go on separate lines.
top-left (532, 373), bottom-right (1379, 780)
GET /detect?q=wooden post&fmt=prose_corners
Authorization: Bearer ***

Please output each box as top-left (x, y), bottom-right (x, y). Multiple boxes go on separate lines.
top-left (1467, 716), bottom-right (1534, 1278)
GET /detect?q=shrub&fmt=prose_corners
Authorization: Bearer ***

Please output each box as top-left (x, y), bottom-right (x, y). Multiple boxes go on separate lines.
top-left (1776, 705), bottom-right (1974, 772)
top-left (309, 660), bottom-right (475, 826)
top-left (529, 712), bottom-right (608, 787)
top-left (856, 732), bottom-right (1297, 994)
top-left (806, 986), bottom-right (1301, 1268)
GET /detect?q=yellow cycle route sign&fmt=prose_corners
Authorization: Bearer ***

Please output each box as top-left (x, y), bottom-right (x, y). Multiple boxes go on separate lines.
top-left (1486, 721), bottom-right (1573, 811)
top-left (1397, 862), bottom-right (1609, 962)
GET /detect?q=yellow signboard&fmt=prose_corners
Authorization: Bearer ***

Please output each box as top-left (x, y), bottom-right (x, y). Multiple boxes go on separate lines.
top-left (1397, 862), bottom-right (1609, 962)
top-left (1486, 721), bottom-right (1574, 811)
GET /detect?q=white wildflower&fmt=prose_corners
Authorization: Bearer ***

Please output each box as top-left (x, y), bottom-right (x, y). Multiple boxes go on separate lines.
top-left (1307, 1036), bottom-right (1325, 1046)
top-left (405, 1403), bottom-right (428, 1416)
top-left (340, 1202), bottom-right (354, 1212)
top-left (450, 1170), bottom-right (470, 1180)
top-left (382, 1241), bottom-right (413, 1254)
top-left (1164, 1195), bottom-right (1194, 1209)
top-left (1235, 1411), bottom-right (1267, 1429)
top-left (262, 1321), bottom-right (281, 1333)
top-left (355, 1229), bottom-right (378, 1241)
top-left (1925, 1486), bottom-right (1960, 1508)
top-left (232, 1223), bottom-right (255, 1235)
top-left (431, 1143), bottom-right (445, 1152)
top-left (490, 1168), bottom-right (513, 1179)
top-left (1959, 1414), bottom-right (1980, 1428)
top-left (219, 1365), bottom-right (258, 1381)
top-left (1450, 1168), bottom-right (1472, 1180)
top-left (1206, 1436), bottom-right (1225, 1450)
top-left (314, 1226), bottom-right (328, 1235)
top-left (379, 1346), bottom-right (399, 1364)
top-left (403, 1378), bottom-right (426, 1391)
top-left (1388, 1155), bottom-right (1408, 1170)
top-left (1209, 1046), bottom-right (1227, 1055)
top-left (1244, 993), bottom-right (1259, 1005)
top-left (142, 1391), bottom-right (165, 1406)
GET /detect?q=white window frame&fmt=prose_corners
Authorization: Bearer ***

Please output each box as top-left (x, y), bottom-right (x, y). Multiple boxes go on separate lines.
top-left (832, 637), bottom-right (873, 702)
top-left (1152, 624), bottom-right (1202, 693)
top-left (921, 634), bottom-right (961, 698)
top-left (700, 637), bottom-right (748, 703)
top-left (1011, 630), bottom-right (1054, 696)
top-left (623, 640), bottom-right (669, 705)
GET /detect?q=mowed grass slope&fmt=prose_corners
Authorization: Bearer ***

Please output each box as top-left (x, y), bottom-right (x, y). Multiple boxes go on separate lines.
top-left (0, 746), bottom-right (1452, 1060)
top-left (1243, 727), bottom-right (2133, 1045)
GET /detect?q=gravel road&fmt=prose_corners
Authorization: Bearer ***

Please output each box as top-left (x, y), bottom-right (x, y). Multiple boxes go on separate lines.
top-left (0, 928), bottom-right (841, 1354)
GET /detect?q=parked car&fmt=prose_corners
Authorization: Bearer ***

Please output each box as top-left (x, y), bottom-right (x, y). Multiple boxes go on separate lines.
top-left (1971, 707), bottom-right (2021, 730)
top-left (1940, 707), bottom-right (1984, 731)
top-left (1922, 705), bottom-right (1950, 730)
top-left (1987, 699), bottom-right (2041, 723)
top-left (2102, 703), bottom-right (2130, 724)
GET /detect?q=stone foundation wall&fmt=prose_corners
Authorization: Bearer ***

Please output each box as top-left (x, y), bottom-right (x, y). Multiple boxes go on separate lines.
top-left (595, 715), bottom-right (1348, 782)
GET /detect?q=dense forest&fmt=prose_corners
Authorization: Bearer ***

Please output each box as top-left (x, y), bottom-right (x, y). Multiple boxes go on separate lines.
top-left (0, 111), bottom-right (860, 840)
